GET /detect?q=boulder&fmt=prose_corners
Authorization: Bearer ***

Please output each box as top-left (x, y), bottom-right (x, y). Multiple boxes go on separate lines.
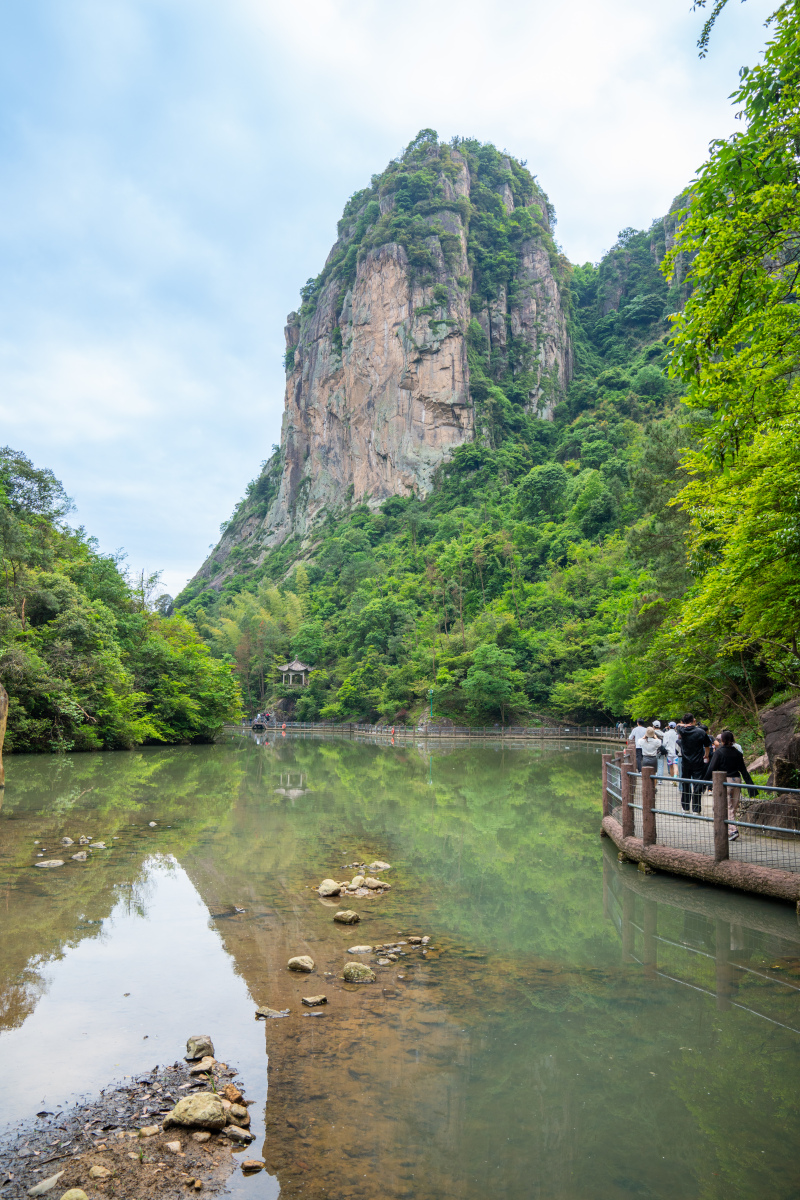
top-left (163, 1092), bottom-right (227, 1131)
top-left (343, 962), bottom-right (375, 983)
top-left (334, 910), bottom-right (360, 924)
top-left (350, 875), bottom-right (365, 888)
top-left (760, 697), bottom-right (800, 785)
top-left (185, 1034), bottom-right (215, 1061)
top-left (318, 878), bottom-right (341, 897)
top-left (363, 877), bottom-right (383, 889)
top-left (747, 753), bottom-right (769, 773)
top-left (288, 955), bottom-right (315, 972)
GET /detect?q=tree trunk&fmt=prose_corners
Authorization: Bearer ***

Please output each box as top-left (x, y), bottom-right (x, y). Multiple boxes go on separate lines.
top-left (0, 683), bottom-right (8, 787)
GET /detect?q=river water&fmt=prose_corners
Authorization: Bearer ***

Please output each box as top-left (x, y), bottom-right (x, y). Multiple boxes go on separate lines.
top-left (1, 735), bottom-right (799, 1200)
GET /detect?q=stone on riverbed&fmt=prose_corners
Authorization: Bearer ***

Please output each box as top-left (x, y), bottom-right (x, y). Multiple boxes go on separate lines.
top-left (224, 1125), bottom-right (254, 1143)
top-left (343, 962), bottom-right (376, 983)
top-left (255, 1005), bottom-right (290, 1018)
top-left (229, 1104), bottom-right (250, 1125)
top-left (350, 875), bottom-right (365, 888)
top-left (368, 860), bottom-right (391, 871)
top-left (364, 877), bottom-right (384, 889)
top-left (60, 837), bottom-right (74, 846)
top-left (163, 1092), bottom-right (227, 1130)
top-left (71, 851), bottom-right (88, 861)
top-left (34, 860), bottom-right (64, 869)
top-left (89, 842), bottom-right (107, 849)
top-left (288, 955), bottom-right (315, 972)
top-left (192, 1131), bottom-right (212, 1143)
top-left (318, 878), bottom-right (341, 896)
top-left (301, 994), bottom-right (327, 1006)
top-left (189, 1055), bottom-right (216, 1075)
top-left (347, 945), bottom-right (372, 954)
top-left (334, 910), bottom-right (360, 924)
top-left (185, 1034), bottom-right (215, 1060)
top-left (241, 1161), bottom-right (264, 1173)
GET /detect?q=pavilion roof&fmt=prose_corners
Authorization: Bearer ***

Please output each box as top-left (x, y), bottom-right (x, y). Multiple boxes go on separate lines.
top-left (277, 659), bottom-right (311, 672)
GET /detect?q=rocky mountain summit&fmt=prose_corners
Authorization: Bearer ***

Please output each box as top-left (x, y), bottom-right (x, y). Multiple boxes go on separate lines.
top-left (194, 131), bottom-right (571, 591)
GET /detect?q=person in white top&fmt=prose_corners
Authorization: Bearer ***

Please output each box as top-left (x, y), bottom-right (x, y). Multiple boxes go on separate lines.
top-left (660, 722), bottom-right (681, 777)
top-left (640, 728), bottom-right (662, 772)
top-left (627, 719), bottom-right (648, 770)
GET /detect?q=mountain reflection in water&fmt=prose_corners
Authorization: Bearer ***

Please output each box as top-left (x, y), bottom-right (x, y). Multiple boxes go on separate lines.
top-left (0, 736), bottom-right (798, 1200)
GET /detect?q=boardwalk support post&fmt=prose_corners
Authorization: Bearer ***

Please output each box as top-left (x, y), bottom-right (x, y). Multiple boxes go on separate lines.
top-left (712, 770), bottom-right (728, 862)
top-left (642, 766), bottom-right (656, 846)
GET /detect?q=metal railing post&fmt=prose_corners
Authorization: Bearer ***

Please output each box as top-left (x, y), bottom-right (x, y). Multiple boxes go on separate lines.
top-left (621, 760), bottom-right (634, 838)
top-left (712, 770), bottom-right (728, 862)
top-left (602, 753), bottom-right (612, 818)
top-left (642, 766), bottom-right (656, 845)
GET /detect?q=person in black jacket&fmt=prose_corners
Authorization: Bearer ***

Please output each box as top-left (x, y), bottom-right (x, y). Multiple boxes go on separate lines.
top-left (676, 713), bottom-right (712, 813)
top-left (704, 731), bottom-right (754, 841)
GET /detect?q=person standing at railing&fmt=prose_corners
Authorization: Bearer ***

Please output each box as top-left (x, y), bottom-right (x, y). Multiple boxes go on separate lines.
top-left (627, 719), bottom-right (648, 770)
top-left (661, 721), bottom-right (681, 778)
top-left (676, 713), bottom-right (712, 814)
top-left (640, 728), bottom-right (662, 773)
top-left (704, 731), bottom-right (754, 842)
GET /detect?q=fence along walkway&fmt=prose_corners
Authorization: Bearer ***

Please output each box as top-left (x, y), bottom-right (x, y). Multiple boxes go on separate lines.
top-left (602, 753), bottom-right (800, 904)
top-left (238, 720), bottom-right (624, 742)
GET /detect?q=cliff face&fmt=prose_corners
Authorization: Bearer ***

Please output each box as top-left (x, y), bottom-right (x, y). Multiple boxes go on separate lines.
top-left (194, 133), bottom-right (571, 590)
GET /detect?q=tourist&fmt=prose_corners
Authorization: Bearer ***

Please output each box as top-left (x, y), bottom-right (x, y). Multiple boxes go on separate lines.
top-left (640, 727), bottom-right (662, 773)
top-left (704, 731), bottom-right (755, 841)
top-left (651, 719), bottom-right (668, 776)
top-left (661, 721), bottom-right (681, 778)
top-left (676, 713), bottom-right (712, 814)
top-left (627, 719), bottom-right (648, 770)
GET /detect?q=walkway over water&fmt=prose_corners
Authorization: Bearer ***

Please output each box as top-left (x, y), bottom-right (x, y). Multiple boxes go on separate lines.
top-left (603, 755), bottom-right (800, 902)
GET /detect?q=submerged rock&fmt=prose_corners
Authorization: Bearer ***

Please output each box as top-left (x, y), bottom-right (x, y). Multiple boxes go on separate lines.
top-left (343, 962), bottom-right (376, 983)
top-left (163, 1092), bottom-right (226, 1130)
top-left (368, 860), bottom-right (391, 871)
top-left (334, 910), bottom-right (360, 924)
top-left (224, 1125), bottom-right (254, 1143)
top-left (60, 837), bottom-right (74, 846)
top-left (34, 860), bottom-right (64, 869)
top-left (318, 878), bottom-right (341, 896)
top-left (71, 851), bottom-right (88, 862)
top-left (185, 1034), bottom-right (215, 1060)
top-left (78, 836), bottom-right (91, 845)
top-left (347, 945), bottom-right (372, 954)
top-left (288, 955), bottom-right (315, 972)
top-left (255, 1005), bottom-right (290, 1018)
top-left (89, 842), bottom-right (107, 849)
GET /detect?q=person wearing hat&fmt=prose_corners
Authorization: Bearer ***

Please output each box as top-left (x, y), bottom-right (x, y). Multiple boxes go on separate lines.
top-left (660, 721), bottom-right (681, 777)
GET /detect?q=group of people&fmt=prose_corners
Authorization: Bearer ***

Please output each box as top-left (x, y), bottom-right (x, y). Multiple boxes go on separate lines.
top-left (625, 713), bottom-right (754, 841)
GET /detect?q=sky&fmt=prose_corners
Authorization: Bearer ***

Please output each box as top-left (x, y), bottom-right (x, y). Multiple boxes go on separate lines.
top-left (0, 0), bottom-right (777, 597)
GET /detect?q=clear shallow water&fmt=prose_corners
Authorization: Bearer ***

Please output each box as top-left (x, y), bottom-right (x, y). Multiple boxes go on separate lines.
top-left (1, 735), bottom-right (799, 1200)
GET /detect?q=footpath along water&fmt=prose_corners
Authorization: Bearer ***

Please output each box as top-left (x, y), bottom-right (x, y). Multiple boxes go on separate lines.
top-left (1, 736), bottom-right (799, 1200)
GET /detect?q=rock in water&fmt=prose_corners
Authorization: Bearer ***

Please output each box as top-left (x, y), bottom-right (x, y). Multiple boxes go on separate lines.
top-left (89, 842), bottom-right (106, 849)
top-left (368, 861), bottom-right (391, 872)
top-left (34, 860), bottom-right (64, 869)
top-left (334, 910), bottom-right (360, 924)
top-left (343, 962), bottom-right (376, 983)
top-left (318, 878), bottom-right (341, 896)
top-left (78, 835), bottom-right (91, 845)
top-left (71, 851), bottom-right (88, 861)
top-left (229, 1103), bottom-right (250, 1125)
top-left (350, 875), bottom-right (365, 888)
top-left (241, 1160), bottom-right (265, 1173)
top-left (60, 837), bottom-right (74, 846)
top-left (255, 1005), bottom-right (290, 1018)
top-left (288, 955), bottom-right (315, 972)
top-left (26, 1172), bottom-right (64, 1196)
top-left (189, 1055), bottom-right (216, 1075)
top-left (301, 995), bottom-right (327, 1006)
top-left (347, 945), bottom-right (372, 954)
top-left (364, 877), bottom-right (383, 889)
top-left (224, 1125), bottom-right (254, 1143)
top-left (163, 1092), bottom-right (227, 1130)
top-left (222, 1082), bottom-right (245, 1104)
top-left (185, 1034), bottom-right (215, 1060)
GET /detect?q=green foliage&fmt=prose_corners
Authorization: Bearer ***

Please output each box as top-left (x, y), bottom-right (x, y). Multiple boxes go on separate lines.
top-left (0, 448), bottom-right (241, 752)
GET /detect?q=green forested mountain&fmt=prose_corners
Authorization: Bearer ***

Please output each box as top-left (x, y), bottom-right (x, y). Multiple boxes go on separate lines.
top-left (0, 448), bottom-right (240, 752)
top-left (177, 0), bottom-right (800, 738)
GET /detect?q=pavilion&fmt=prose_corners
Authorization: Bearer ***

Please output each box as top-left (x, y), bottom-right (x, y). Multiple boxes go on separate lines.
top-left (277, 659), bottom-right (311, 686)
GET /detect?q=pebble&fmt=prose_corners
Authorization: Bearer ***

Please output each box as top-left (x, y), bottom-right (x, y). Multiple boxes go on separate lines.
top-left (34, 860), bottom-right (64, 869)
top-left (165, 1140), bottom-right (182, 1153)
top-left (60, 1191), bottom-right (89, 1200)
top-left (149, 822), bottom-right (157, 827)
top-left (192, 1131), bottom-right (211, 1143)
top-left (139, 1125), bottom-right (159, 1137)
top-left (342, 962), bottom-right (376, 983)
top-left (333, 910), bottom-right (360, 925)
top-left (377, 958), bottom-right (391, 965)
top-left (255, 1005), bottom-right (290, 1018)
top-left (188, 1056), bottom-right (216, 1075)
top-left (222, 1083), bottom-right (245, 1105)
top-left (301, 995), bottom-right (327, 1006)
top-left (347, 945), bottom-right (372, 954)
top-left (89, 1166), bottom-right (111, 1180)
top-left (288, 955), bottom-right (315, 972)
top-left (185, 1034), bottom-right (215, 1061)
top-left (241, 1160), bottom-right (265, 1173)
top-left (421, 936), bottom-right (431, 945)
top-left (26, 1172), bottom-right (64, 1196)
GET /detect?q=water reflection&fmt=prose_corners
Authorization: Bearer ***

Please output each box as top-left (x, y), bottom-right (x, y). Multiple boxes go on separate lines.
top-left (0, 737), bottom-right (797, 1200)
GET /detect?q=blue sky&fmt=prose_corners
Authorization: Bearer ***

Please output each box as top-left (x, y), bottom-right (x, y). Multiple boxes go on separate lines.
top-left (0, 0), bottom-right (776, 596)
